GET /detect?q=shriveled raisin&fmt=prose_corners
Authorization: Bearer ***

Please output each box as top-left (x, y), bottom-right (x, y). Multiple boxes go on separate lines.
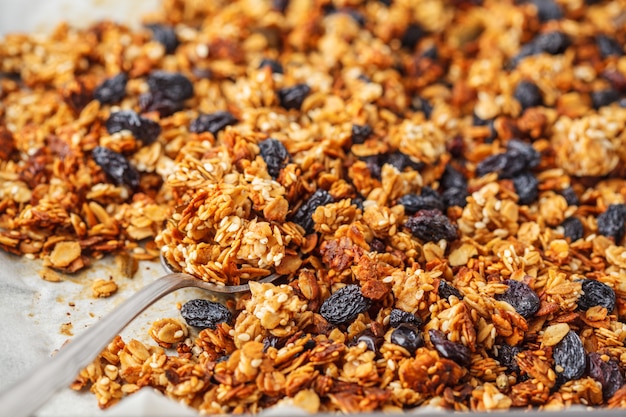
top-left (386, 151), bottom-right (422, 172)
top-left (405, 209), bottom-right (458, 242)
top-left (139, 91), bottom-right (184, 117)
top-left (146, 23), bottom-right (179, 54)
top-left (389, 308), bottom-right (422, 328)
top-left (514, 81), bottom-right (543, 111)
top-left (476, 139), bottom-right (540, 179)
top-left (105, 110), bottom-right (161, 144)
top-left (319, 284), bottom-right (371, 325)
top-left (513, 172), bottom-right (539, 205)
top-left (259, 58), bottom-right (284, 74)
top-left (352, 329), bottom-right (383, 352)
top-left (278, 84), bottom-right (310, 110)
top-left (597, 204), bottom-right (626, 243)
top-left (553, 331), bottom-right (586, 383)
top-left (441, 187), bottom-right (468, 208)
top-left (263, 334), bottom-right (285, 351)
top-left (529, 0), bottom-right (563, 22)
top-left (438, 280), bottom-right (463, 300)
top-left (588, 352), bottom-right (625, 399)
top-left (147, 70), bottom-right (194, 102)
top-left (180, 299), bottom-right (233, 329)
top-left (259, 138), bottom-right (291, 179)
top-left (291, 189), bottom-right (333, 233)
top-left (578, 279), bottom-right (616, 312)
top-left (511, 31), bottom-right (571, 67)
top-left (390, 323), bottom-right (423, 354)
top-left (559, 186), bottom-right (579, 206)
top-left (495, 344), bottom-right (522, 374)
top-left (92, 146), bottom-right (140, 190)
top-left (494, 279), bottom-right (540, 319)
top-left (189, 111), bottom-right (238, 136)
top-left (597, 34), bottom-right (624, 58)
top-left (368, 238), bottom-right (386, 253)
top-left (398, 187), bottom-right (444, 214)
top-left (591, 89), bottom-right (620, 109)
top-left (400, 23), bottom-right (425, 50)
top-left (351, 123), bottom-right (373, 145)
top-left (560, 216), bottom-right (584, 242)
top-left (94, 73), bottom-right (127, 104)
top-left (428, 329), bottom-right (471, 367)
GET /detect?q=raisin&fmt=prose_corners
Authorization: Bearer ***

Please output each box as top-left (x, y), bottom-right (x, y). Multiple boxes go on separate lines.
top-left (92, 146), bottom-right (140, 190)
top-left (597, 204), bottom-right (626, 243)
top-left (530, 0), bottom-right (563, 22)
top-left (411, 96), bottom-right (433, 119)
top-left (263, 334), bottom-right (285, 351)
top-left (319, 284), bottom-right (372, 326)
top-left (180, 299), bottom-right (233, 329)
top-left (506, 139), bottom-right (541, 170)
top-left (441, 165), bottom-right (468, 190)
top-left (441, 187), bottom-right (469, 208)
top-left (390, 323), bottom-right (423, 354)
top-left (278, 84), bottom-right (310, 110)
top-left (597, 34), bottom-right (624, 58)
top-left (105, 110), bottom-right (161, 144)
top-left (553, 331), bottom-right (586, 383)
top-left (93, 73), bottom-right (128, 104)
top-left (259, 138), bottom-right (291, 179)
top-left (369, 238), bottom-right (386, 253)
top-left (494, 279), bottom-right (540, 319)
top-left (258, 58), bottom-right (284, 74)
top-left (513, 172), bottom-right (539, 205)
top-left (438, 280), bottom-right (464, 300)
top-left (588, 352), bottom-right (625, 399)
top-left (591, 89), bottom-right (620, 109)
top-left (560, 216), bottom-right (584, 242)
top-left (578, 279), bottom-right (616, 313)
top-left (351, 123), bottom-right (373, 145)
top-left (389, 308), bottom-right (422, 328)
top-left (291, 189), bottom-right (334, 233)
top-left (147, 70), bottom-right (194, 102)
top-left (428, 329), bottom-right (472, 367)
top-left (475, 139), bottom-right (539, 179)
top-left (514, 80), bottom-right (543, 110)
top-left (495, 344), bottom-right (522, 374)
top-left (189, 111), bottom-right (238, 136)
top-left (559, 186), bottom-right (579, 206)
top-left (386, 151), bottom-right (422, 172)
top-left (398, 187), bottom-right (444, 215)
top-left (363, 155), bottom-right (383, 179)
top-left (400, 23), bottom-right (425, 50)
top-left (475, 153), bottom-right (508, 178)
top-left (138, 91), bottom-right (184, 117)
top-left (510, 31), bottom-right (571, 67)
top-left (146, 23), bottom-right (179, 54)
top-left (272, 0), bottom-right (289, 12)
top-left (405, 209), bottom-right (458, 242)
top-left (352, 329), bottom-right (383, 352)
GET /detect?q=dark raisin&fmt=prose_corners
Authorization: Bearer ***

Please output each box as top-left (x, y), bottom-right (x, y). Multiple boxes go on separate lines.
top-left (389, 308), bottom-right (422, 328)
top-left (441, 165), bottom-right (468, 190)
top-left (513, 172), bottom-right (539, 205)
top-left (506, 139), bottom-right (541, 170)
top-left (438, 280), bottom-right (464, 300)
top-left (180, 299), bottom-right (233, 329)
top-left (351, 123), bottom-right (373, 145)
top-left (597, 204), bottom-right (626, 243)
top-left (259, 58), bottom-right (284, 74)
top-left (189, 111), bottom-right (238, 136)
top-left (386, 151), bottom-right (422, 172)
top-left (278, 84), bottom-right (310, 110)
top-left (92, 146), bottom-right (140, 190)
top-left (578, 279), bottom-right (616, 312)
top-left (514, 80), bottom-right (543, 110)
top-left (93, 73), bottom-right (128, 104)
top-left (147, 70), bottom-right (194, 102)
top-left (272, 0), bottom-right (289, 12)
top-left (411, 96), bottom-right (433, 119)
top-left (532, 31), bottom-right (571, 55)
top-left (259, 138), bottom-right (291, 179)
top-left (138, 91), bottom-right (184, 117)
top-left (553, 331), bottom-right (586, 383)
top-left (291, 189), bottom-right (334, 233)
top-left (495, 344), bottom-right (522, 374)
top-left (530, 0), bottom-right (563, 22)
top-left (494, 279), bottom-right (540, 319)
top-left (477, 139), bottom-right (540, 179)
top-left (390, 323), bottom-right (424, 354)
top-left (105, 110), bottom-right (161, 144)
top-left (215, 355), bottom-right (230, 363)
top-left (146, 23), bottom-right (179, 54)
top-left (351, 196), bottom-right (364, 211)
top-left (401, 23), bottom-right (425, 50)
top-left (353, 330), bottom-right (383, 352)
top-left (588, 352), bottom-right (625, 399)
top-left (263, 334), bottom-right (284, 351)
top-left (559, 186), bottom-right (579, 206)
top-left (398, 187), bottom-right (444, 215)
top-left (428, 329), bottom-right (471, 367)
top-left (560, 216), bottom-right (584, 242)
top-left (597, 34), bottom-right (624, 58)
top-left (591, 89), bottom-right (620, 109)
top-left (363, 155), bottom-right (382, 179)
top-left (319, 284), bottom-right (372, 326)
top-left (369, 238), bottom-right (386, 253)
top-left (405, 209), bottom-right (458, 242)
top-left (441, 187), bottom-right (469, 208)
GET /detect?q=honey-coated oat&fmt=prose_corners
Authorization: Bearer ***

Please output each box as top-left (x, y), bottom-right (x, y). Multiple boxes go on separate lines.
top-left (2, 0), bottom-right (626, 414)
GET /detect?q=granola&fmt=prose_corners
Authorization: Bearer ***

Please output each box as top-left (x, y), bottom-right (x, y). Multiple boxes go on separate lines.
top-left (2, 0), bottom-right (626, 414)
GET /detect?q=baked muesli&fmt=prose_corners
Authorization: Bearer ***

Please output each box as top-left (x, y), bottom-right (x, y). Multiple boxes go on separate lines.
top-left (2, 0), bottom-right (626, 413)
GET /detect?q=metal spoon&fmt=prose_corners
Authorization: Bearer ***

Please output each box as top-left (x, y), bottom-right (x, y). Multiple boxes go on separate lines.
top-left (0, 253), bottom-right (281, 417)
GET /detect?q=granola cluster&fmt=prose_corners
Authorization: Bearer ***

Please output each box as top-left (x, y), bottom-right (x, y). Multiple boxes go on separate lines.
top-left (2, 0), bottom-right (626, 414)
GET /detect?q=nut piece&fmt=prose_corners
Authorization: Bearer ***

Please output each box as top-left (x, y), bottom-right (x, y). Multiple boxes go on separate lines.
top-left (92, 279), bottom-right (118, 298)
top-left (541, 323), bottom-right (570, 347)
top-left (49, 241), bottom-right (81, 268)
top-left (149, 318), bottom-right (188, 348)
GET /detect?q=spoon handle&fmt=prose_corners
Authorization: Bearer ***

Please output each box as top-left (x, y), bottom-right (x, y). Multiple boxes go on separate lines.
top-left (0, 273), bottom-right (196, 417)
